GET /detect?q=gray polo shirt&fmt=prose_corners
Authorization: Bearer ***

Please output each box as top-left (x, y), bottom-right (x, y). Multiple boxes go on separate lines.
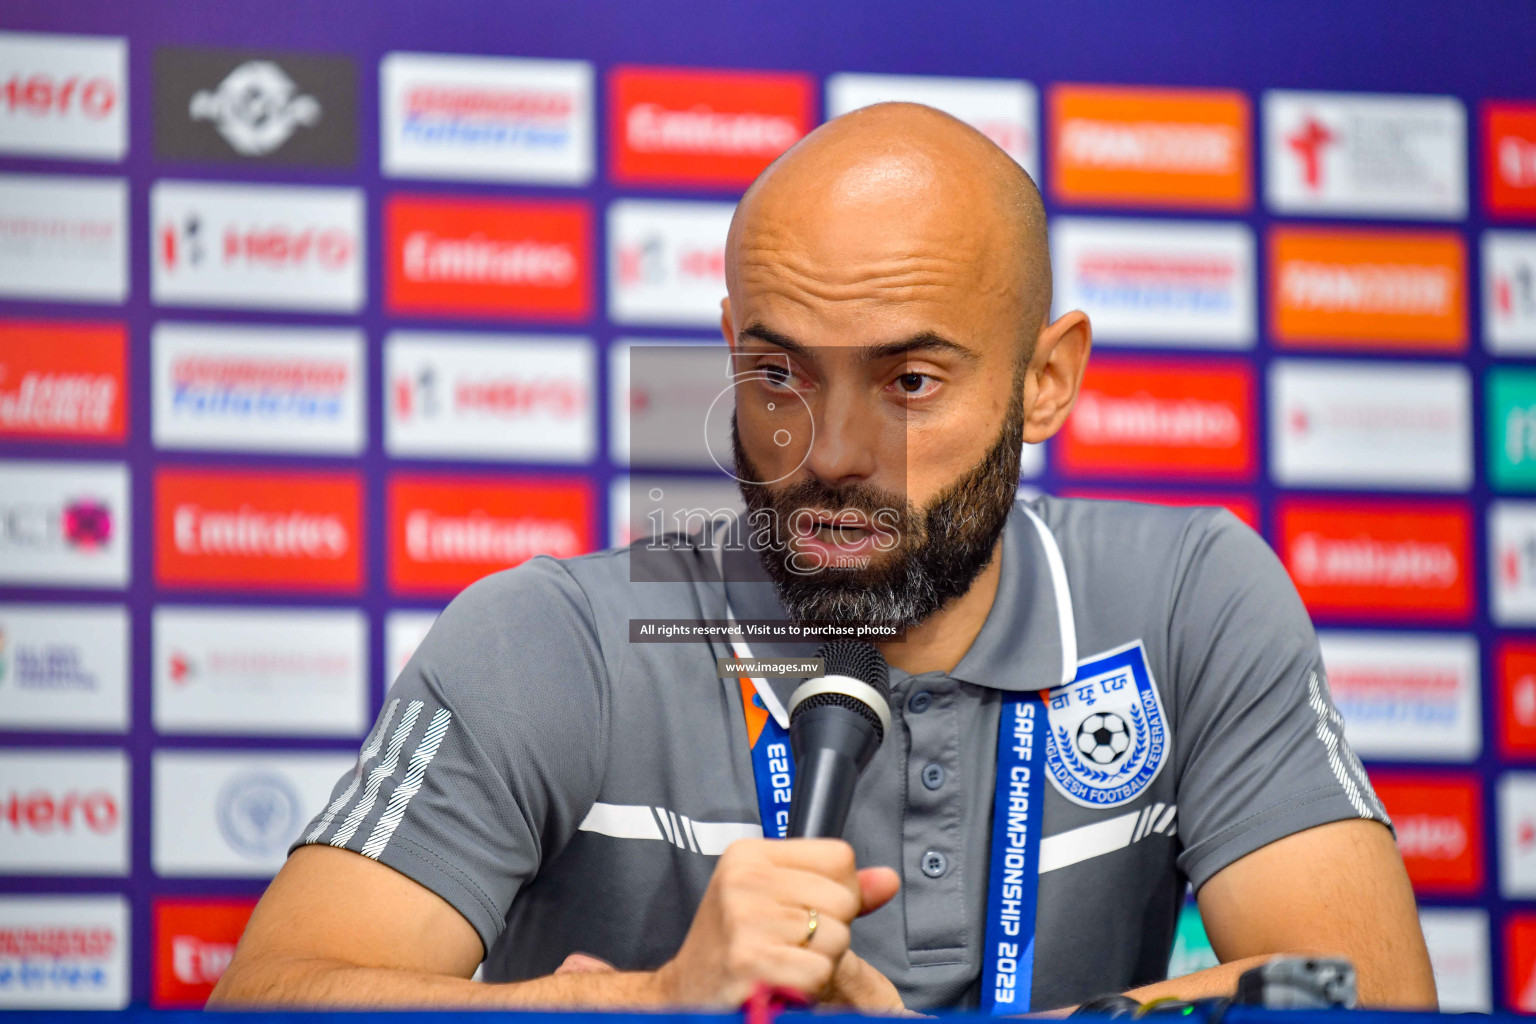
top-left (295, 496), bottom-right (1388, 1011)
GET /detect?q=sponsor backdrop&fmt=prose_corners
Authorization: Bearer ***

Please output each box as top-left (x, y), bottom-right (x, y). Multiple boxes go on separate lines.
top-left (0, 0), bottom-right (1534, 1011)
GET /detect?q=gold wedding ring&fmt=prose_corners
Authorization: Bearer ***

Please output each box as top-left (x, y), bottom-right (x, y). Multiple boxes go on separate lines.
top-left (799, 907), bottom-right (819, 947)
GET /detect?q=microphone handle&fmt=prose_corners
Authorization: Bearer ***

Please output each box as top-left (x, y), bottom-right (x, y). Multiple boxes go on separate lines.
top-left (786, 705), bottom-right (882, 838)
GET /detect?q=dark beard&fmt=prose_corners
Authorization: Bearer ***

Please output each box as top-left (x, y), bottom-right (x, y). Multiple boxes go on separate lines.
top-left (733, 396), bottom-right (1024, 631)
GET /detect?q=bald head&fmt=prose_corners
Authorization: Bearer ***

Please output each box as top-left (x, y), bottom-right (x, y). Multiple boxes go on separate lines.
top-left (727, 102), bottom-right (1052, 357)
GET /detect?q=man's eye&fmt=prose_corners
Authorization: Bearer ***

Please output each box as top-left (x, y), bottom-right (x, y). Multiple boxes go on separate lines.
top-left (895, 373), bottom-right (938, 396)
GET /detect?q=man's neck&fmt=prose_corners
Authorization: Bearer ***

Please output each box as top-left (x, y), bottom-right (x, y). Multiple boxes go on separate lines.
top-left (875, 535), bottom-right (1004, 677)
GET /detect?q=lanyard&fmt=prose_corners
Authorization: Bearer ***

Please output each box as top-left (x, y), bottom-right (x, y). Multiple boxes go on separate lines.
top-left (721, 503), bottom-right (1074, 1013)
top-left (732, 636), bottom-right (1047, 1013)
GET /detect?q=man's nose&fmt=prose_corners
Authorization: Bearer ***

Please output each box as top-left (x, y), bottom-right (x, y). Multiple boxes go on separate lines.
top-left (802, 392), bottom-right (881, 488)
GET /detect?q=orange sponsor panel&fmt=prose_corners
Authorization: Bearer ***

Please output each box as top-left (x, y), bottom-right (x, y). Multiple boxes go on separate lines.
top-left (389, 474), bottom-right (593, 595)
top-left (1269, 226), bottom-right (1467, 351)
top-left (1055, 357), bottom-right (1255, 480)
top-left (0, 320), bottom-right (126, 442)
top-left (155, 467), bottom-right (364, 592)
top-left (1050, 84), bottom-right (1251, 210)
top-left (1276, 498), bottom-right (1472, 622)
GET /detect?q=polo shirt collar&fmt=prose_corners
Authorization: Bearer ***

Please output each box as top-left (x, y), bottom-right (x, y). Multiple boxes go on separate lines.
top-left (718, 501), bottom-right (1077, 719)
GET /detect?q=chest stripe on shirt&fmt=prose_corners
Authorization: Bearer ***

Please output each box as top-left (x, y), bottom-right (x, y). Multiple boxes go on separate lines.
top-left (1038, 802), bottom-right (1177, 874)
top-left (578, 801), bottom-right (762, 855)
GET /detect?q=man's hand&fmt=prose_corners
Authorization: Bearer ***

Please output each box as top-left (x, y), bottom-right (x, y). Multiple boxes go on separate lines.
top-left (654, 838), bottom-right (900, 1008)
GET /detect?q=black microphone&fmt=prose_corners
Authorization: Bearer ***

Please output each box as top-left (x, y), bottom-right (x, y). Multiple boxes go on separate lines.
top-left (786, 639), bottom-right (892, 839)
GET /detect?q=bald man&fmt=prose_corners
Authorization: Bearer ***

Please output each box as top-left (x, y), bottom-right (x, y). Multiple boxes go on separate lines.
top-left (211, 104), bottom-right (1436, 1013)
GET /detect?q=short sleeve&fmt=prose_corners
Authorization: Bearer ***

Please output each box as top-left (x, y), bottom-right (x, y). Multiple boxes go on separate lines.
top-left (1168, 510), bottom-right (1390, 891)
top-left (293, 556), bottom-right (610, 952)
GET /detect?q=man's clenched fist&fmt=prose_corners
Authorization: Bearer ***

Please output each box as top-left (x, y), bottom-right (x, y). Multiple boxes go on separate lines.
top-left (651, 838), bottom-right (901, 1009)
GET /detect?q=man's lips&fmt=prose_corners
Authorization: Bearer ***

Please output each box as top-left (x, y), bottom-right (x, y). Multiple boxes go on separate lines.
top-left (788, 515), bottom-right (890, 556)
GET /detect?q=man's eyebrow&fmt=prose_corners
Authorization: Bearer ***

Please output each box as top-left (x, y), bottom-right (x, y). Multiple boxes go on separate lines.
top-left (738, 323), bottom-right (981, 364)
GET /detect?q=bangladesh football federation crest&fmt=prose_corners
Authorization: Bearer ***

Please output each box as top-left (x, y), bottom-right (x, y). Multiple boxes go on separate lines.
top-left (1044, 640), bottom-right (1169, 809)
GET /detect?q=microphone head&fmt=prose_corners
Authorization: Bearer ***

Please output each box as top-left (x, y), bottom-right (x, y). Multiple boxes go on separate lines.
top-left (788, 639), bottom-right (893, 742)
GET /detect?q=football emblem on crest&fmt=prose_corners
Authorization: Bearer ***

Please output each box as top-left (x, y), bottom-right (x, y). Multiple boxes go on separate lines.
top-left (1044, 641), bottom-right (1170, 808)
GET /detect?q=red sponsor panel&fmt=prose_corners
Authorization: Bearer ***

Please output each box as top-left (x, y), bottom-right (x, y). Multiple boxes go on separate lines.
top-left (1486, 102), bottom-right (1536, 219)
top-left (155, 467), bottom-right (364, 592)
top-left (0, 320), bottom-right (126, 442)
top-left (1502, 640), bottom-right (1536, 759)
top-left (152, 898), bottom-right (257, 1008)
top-left (1509, 915), bottom-right (1536, 1012)
top-left (609, 66), bottom-right (814, 188)
top-left (1055, 358), bottom-right (1255, 480)
top-left (1275, 499), bottom-right (1473, 622)
top-left (1369, 773), bottom-right (1482, 894)
top-left (1057, 487), bottom-right (1258, 530)
top-left (389, 474), bottom-right (594, 595)
top-left (385, 196), bottom-right (591, 321)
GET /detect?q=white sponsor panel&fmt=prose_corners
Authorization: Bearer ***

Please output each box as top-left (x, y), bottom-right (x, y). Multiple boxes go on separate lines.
top-left (381, 53), bottom-right (593, 184)
top-left (151, 179), bottom-right (365, 312)
top-left (1485, 231), bottom-right (1536, 354)
top-left (0, 461), bottom-right (129, 589)
top-left (0, 32), bottom-right (126, 161)
top-left (384, 610), bottom-right (439, 693)
top-left (1051, 217), bottom-right (1254, 348)
top-left (825, 73), bottom-right (1038, 179)
top-left (152, 322), bottom-right (365, 454)
top-left (0, 604), bottom-right (127, 733)
top-left (1264, 91), bottom-right (1466, 219)
top-left (153, 606), bottom-right (367, 737)
top-left (1317, 631), bottom-right (1479, 761)
top-left (1492, 502), bottom-right (1536, 626)
top-left (0, 174), bottom-right (126, 303)
top-left (0, 749), bottom-right (127, 875)
top-left (0, 895), bottom-right (128, 1009)
top-left (152, 749), bottom-right (355, 877)
top-left (385, 332), bottom-right (595, 462)
top-left (610, 340), bottom-right (733, 469)
top-left (610, 475), bottom-right (747, 548)
top-left (608, 200), bottom-right (733, 327)
top-left (1270, 360), bottom-right (1470, 491)
top-left (1500, 772), bottom-right (1536, 897)
top-left (1418, 908), bottom-right (1490, 1013)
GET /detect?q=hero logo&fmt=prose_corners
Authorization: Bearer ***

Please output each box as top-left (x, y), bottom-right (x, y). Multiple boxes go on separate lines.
top-left (0, 751), bottom-right (127, 875)
top-left (607, 199), bottom-right (734, 326)
top-left (151, 181), bottom-right (364, 312)
top-left (381, 53), bottom-right (593, 184)
top-left (1279, 500), bottom-right (1471, 621)
top-left (386, 333), bottom-right (595, 463)
top-left (1264, 91), bottom-right (1466, 219)
top-left (610, 67), bottom-right (813, 187)
top-left (188, 61), bottom-right (319, 156)
top-left (1485, 232), bottom-right (1536, 352)
top-left (0, 32), bottom-right (126, 160)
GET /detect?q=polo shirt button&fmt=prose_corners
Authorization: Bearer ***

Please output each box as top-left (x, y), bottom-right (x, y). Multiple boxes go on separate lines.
top-left (920, 850), bottom-right (948, 878)
top-left (907, 690), bottom-right (933, 714)
top-left (921, 763), bottom-right (945, 790)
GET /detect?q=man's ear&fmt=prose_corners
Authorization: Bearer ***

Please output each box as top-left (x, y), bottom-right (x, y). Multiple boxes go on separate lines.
top-left (720, 297), bottom-right (737, 354)
top-left (1022, 310), bottom-right (1092, 445)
